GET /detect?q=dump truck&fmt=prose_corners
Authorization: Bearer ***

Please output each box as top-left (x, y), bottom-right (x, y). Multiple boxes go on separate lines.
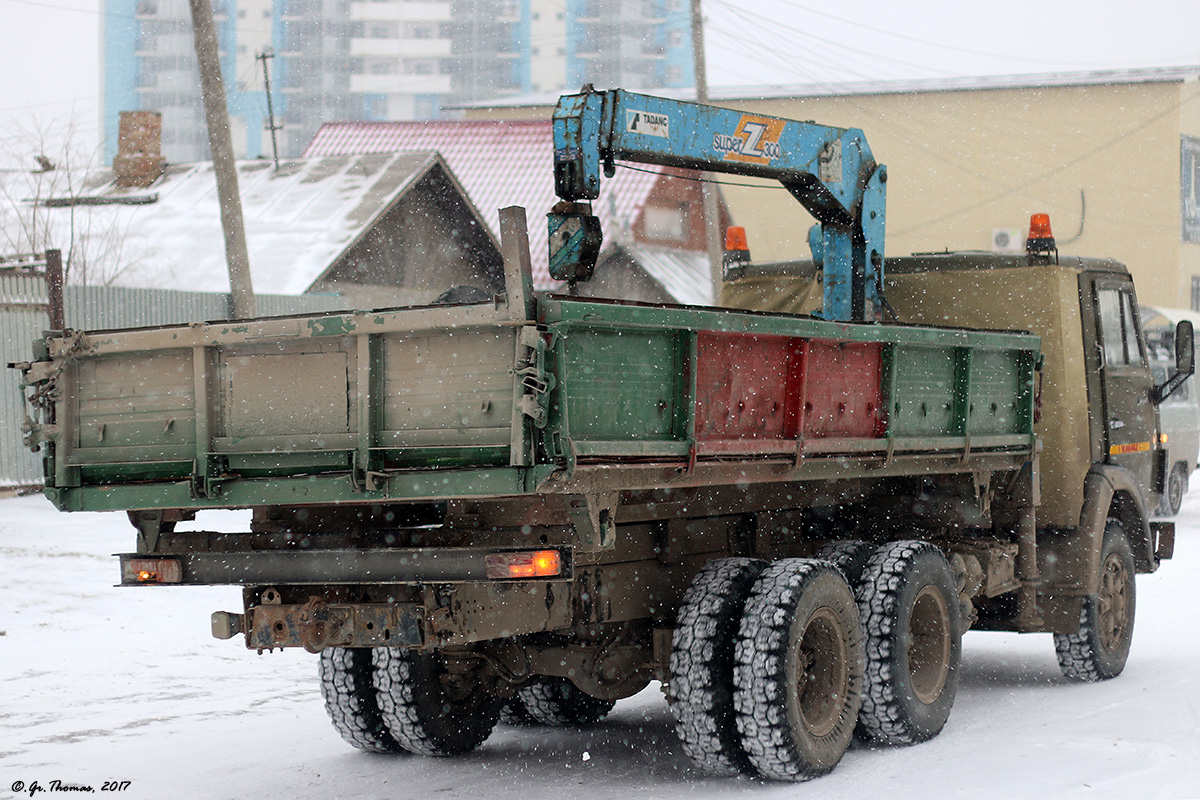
top-left (11, 89), bottom-right (1191, 782)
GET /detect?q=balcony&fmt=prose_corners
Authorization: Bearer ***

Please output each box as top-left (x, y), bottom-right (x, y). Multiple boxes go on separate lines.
top-left (350, 73), bottom-right (452, 94)
top-left (349, 0), bottom-right (451, 23)
top-left (350, 37), bottom-right (451, 58)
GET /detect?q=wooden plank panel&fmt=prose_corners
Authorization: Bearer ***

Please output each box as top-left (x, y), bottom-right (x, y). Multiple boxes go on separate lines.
top-left (75, 351), bottom-right (196, 450)
top-left (378, 329), bottom-right (515, 442)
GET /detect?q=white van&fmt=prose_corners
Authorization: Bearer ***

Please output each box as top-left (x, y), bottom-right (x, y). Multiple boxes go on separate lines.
top-left (1144, 306), bottom-right (1200, 515)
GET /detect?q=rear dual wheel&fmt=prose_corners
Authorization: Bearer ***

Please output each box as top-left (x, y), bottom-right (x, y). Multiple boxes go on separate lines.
top-left (735, 560), bottom-right (865, 781)
top-left (318, 647), bottom-right (402, 754)
top-left (671, 558), bottom-right (863, 781)
top-left (502, 678), bottom-right (615, 727)
top-left (854, 541), bottom-right (962, 745)
top-left (318, 646), bottom-right (501, 757)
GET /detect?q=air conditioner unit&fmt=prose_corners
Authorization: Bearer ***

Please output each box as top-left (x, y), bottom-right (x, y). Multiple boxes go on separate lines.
top-left (992, 228), bottom-right (1024, 253)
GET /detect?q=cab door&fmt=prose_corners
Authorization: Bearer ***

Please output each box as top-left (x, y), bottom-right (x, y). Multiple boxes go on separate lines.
top-left (1092, 279), bottom-right (1159, 499)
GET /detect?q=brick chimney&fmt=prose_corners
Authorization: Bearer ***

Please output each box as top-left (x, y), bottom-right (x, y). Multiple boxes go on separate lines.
top-left (114, 111), bottom-right (166, 189)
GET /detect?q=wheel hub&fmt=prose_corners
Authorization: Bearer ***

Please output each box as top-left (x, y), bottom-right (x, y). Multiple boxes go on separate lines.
top-left (908, 585), bottom-right (951, 705)
top-left (1097, 552), bottom-right (1131, 653)
top-left (796, 606), bottom-right (849, 738)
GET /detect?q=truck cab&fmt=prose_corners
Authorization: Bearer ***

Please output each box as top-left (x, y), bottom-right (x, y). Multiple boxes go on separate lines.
top-left (723, 243), bottom-right (1184, 633)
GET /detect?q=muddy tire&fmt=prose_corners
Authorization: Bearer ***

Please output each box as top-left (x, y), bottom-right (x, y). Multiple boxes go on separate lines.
top-left (813, 539), bottom-right (876, 586)
top-left (318, 647), bottom-right (402, 753)
top-left (374, 648), bottom-right (501, 756)
top-left (516, 678), bottom-right (615, 726)
top-left (856, 541), bottom-right (962, 745)
top-left (1055, 520), bottom-right (1136, 681)
top-left (670, 557), bottom-right (767, 776)
top-left (733, 559), bottom-right (863, 782)
top-left (498, 696), bottom-right (538, 727)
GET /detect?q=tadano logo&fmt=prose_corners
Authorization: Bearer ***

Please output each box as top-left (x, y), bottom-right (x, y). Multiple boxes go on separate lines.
top-left (626, 110), bottom-right (669, 138)
top-left (714, 115), bottom-right (786, 164)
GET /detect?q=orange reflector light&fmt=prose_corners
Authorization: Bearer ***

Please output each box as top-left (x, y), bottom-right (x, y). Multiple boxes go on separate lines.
top-left (123, 557), bottom-right (183, 584)
top-left (485, 550), bottom-right (563, 580)
top-left (1161, 433), bottom-right (1169, 444)
top-left (724, 225), bottom-right (749, 252)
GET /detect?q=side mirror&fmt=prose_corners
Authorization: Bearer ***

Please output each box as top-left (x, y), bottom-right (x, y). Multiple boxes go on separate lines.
top-left (1153, 320), bottom-right (1196, 404)
top-left (1176, 320), bottom-right (1194, 375)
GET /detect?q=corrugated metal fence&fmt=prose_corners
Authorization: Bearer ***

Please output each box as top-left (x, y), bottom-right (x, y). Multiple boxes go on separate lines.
top-left (1, 273), bottom-right (349, 488)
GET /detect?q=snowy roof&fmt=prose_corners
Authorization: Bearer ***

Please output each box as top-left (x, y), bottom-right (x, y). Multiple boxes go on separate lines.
top-left (303, 119), bottom-right (663, 290)
top-left (451, 66), bottom-right (1200, 109)
top-left (610, 241), bottom-right (714, 307)
top-left (20, 151), bottom-right (488, 295)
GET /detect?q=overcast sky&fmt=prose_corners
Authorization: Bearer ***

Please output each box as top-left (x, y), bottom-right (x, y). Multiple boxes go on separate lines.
top-left (0, 0), bottom-right (1197, 166)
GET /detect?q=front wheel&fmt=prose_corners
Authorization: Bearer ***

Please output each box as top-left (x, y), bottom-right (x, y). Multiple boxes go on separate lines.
top-left (1158, 463), bottom-right (1187, 517)
top-left (1054, 520), bottom-right (1136, 681)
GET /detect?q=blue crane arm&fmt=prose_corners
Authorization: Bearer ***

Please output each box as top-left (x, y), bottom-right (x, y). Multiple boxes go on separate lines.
top-left (549, 88), bottom-right (887, 322)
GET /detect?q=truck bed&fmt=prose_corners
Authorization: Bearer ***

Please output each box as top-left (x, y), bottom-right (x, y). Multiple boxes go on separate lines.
top-left (24, 289), bottom-right (1039, 514)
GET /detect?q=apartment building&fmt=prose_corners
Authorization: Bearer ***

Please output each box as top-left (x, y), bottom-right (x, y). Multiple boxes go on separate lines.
top-left (102, 0), bottom-right (692, 163)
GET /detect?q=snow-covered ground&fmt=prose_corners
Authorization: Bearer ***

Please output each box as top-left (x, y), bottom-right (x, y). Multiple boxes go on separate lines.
top-left (2, 491), bottom-right (1198, 800)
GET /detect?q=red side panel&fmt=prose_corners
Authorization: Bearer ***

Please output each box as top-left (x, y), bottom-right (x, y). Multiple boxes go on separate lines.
top-left (695, 332), bottom-right (796, 445)
top-left (799, 340), bottom-right (883, 438)
top-left (693, 332), bottom-right (883, 455)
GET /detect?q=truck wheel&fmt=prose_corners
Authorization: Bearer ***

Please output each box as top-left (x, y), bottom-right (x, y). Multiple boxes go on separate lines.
top-left (1158, 464), bottom-right (1187, 517)
top-left (733, 559), bottom-right (863, 781)
top-left (813, 539), bottom-right (875, 585)
top-left (498, 696), bottom-right (538, 726)
top-left (1054, 520), bottom-right (1136, 681)
top-left (517, 678), bottom-right (615, 726)
top-left (318, 647), bottom-right (402, 753)
top-left (374, 648), bottom-right (501, 756)
top-left (855, 541), bottom-right (962, 745)
top-left (670, 557), bottom-right (767, 776)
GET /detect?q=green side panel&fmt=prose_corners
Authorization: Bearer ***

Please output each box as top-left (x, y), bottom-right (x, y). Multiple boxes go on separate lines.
top-left (558, 328), bottom-right (683, 442)
top-left (967, 349), bottom-right (1025, 436)
top-left (890, 346), bottom-right (957, 437)
top-left (47, 467), bottom-right (531, 512)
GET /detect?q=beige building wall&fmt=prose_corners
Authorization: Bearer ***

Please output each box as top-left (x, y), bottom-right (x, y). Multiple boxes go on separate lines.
top-left (469, 73), bottom-right (1200, 308)
top-left (730, 82), bottom-right (1188, 308)
top-left (1178, 79), bottom-right (1200, 308)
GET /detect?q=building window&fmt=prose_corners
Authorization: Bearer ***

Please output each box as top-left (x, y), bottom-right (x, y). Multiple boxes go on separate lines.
top-left (643, 203), bottom-right (687, 242)
top-left (406, 22), bottom-right (435, 39)
top-left (366, 58), bottom-right (397, 74)
top-left (1184, 135), bottom-right (1200, 243)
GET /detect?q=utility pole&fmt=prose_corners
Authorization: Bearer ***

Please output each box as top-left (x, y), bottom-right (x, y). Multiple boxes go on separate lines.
top-left (257, 48), bottom-right (282, 170)
top-left (188, 0), bottom-right (256, 319)
top-left (690, 0), bottom-right (724, 302)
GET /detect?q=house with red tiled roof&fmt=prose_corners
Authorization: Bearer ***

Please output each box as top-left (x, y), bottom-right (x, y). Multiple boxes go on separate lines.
top-left (304, 119), bottom-right (731, 306)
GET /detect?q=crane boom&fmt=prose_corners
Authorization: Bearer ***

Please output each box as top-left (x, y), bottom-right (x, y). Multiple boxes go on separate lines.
top-left (549, 87), bottom-right (887, 322)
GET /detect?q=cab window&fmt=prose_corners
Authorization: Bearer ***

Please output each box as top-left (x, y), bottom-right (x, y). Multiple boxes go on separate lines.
top-left (1097, 288), bottom-right (1145, 367)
